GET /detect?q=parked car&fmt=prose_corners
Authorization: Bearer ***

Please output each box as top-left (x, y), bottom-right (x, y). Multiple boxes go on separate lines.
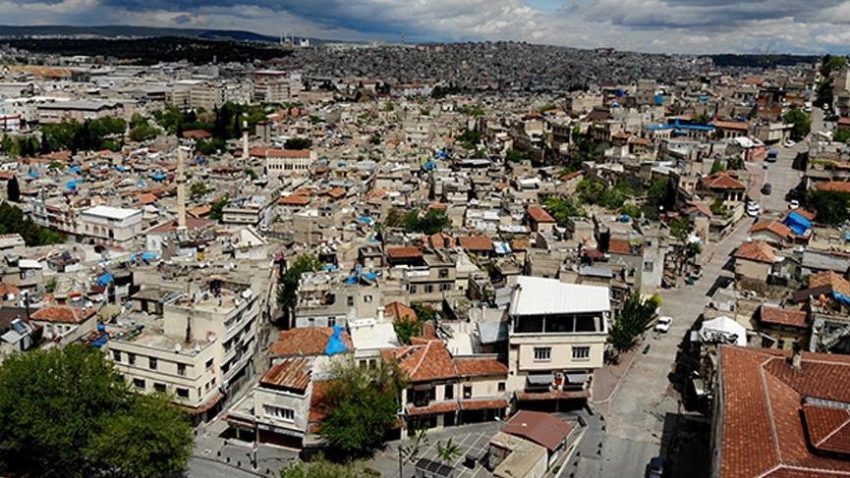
top-left (789, 199), bottom-right (800, 209)
top-left (646, 456), bottom-right (665, 478)
top-left (654, 316), bottom-right (673, 333)
top-left (784, 139), bottom-right (796, 148)
top-left (747, 202), bottom-right (760, 217)
top-left (761, 183), bottom-right (772, 195)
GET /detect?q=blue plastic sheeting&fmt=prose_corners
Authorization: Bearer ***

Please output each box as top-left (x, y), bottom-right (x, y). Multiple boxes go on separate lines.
top-left (131, 252), bottom-right (159, 262)
top-left (114, 165), bottom-right (128, 172)
top-left (325, 325), bottom-right (348, 356)
top-left (834, 291), bottom-right (850, 308)
top-left (136, 179), bottom-right (146, 187)
top-left (619, 215), bottom-right (630, 223)
top-left (344, 275), bottom-right (358, 284)
top-left (435, 150), bottom-right (448, 159)
top-left (28, 171), bottom-right (38, 178)
top-left (97, 273), bottom-right (114, 287)
top-left (357, 216), bottom-right (375, 225)
top-left (90, 334), bottom-right (108, 348)
top-left (323, 264), bottom-right (338, 272)
top-left (784, 212), bottom-right (812, 235)
top-left (150, 172), bottom-right (167, 181)
top-left (615, 89), bottom-right (625, 97)
top-left (67, 180), bottom-right (78, 190)
top-left (654, 94), bottom-right (664, 105)
top-left (69, 166), bottom-right (82, 174)
top-left (422, 159), bottom-right (437, 171)
top-left (362, 272), bottom-right (378, 281)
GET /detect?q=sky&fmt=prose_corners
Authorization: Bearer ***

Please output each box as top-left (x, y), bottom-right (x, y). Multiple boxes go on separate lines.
top-left (0, 0), bottom-right (848, 54)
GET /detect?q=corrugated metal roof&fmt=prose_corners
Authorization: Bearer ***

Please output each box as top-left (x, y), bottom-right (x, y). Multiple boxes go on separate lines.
top-left (510, 276), bottom-right (610, 316)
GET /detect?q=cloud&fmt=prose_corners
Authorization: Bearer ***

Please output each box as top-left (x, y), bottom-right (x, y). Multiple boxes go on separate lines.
top-left (0, 0), bottom-right (847, 53)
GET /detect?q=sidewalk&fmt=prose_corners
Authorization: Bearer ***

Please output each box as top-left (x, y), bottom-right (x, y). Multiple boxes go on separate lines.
top-left (194, 414), bottom-right (299, 476)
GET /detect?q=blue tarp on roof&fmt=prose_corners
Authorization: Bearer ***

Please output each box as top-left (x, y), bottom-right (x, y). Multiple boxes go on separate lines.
top-left (150, 172), bottom-right (167, 181)
top-left (834, 291), bottom-right (850, 308)
top-left (325, 325), bottom-right (348, 356)
top-left (113, 165), bottom-right (128, 172)
top-left (784, 211), bottom-right (812, 235)
top-left (357, 216), bottom-right (375, 225)
top-left (67, 180), bottom-right (78, 190)
top-left (362, 272), bottom-right (378, 281)
top-left (344, 275), bottom-right (358, 284)
top-left (97, 273), bottom-right (114, 287)
top-left (28, 171), bottom-right (38, 178)
top-left (131, 252), bottom-right (158, 263)
top-left (422, 159), bottom-right (437, 171)
top-left (654, 94), bottom-right (664, 105)
top-left (69, 166), bottom-right (82, 174)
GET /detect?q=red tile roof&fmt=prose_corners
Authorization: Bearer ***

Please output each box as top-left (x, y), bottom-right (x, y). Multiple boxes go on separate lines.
top-left (718, 346), bottom-right (850, 477)
top-left (683, 202), bottom-right (714, 219)
top-left (502, 410), bottom-right (573, 452)
top-left (459, 398), bottom-right (509, 411)
top-left (712, 120), bottom-right (749, 131)
top-left (428, 232), bottom-right (455, 250)
top-left (385, 246), bottom-right (423, 260)
top-left (809, 270), bottom-right (850, 298)
top-left (270, 328), bottom-right (351, 357)
top-left (407, 400), bottom-right (459, 416)
top-left (527, 206), bottom-right (556, 224)
top-left (700, 171), bottom-right (747, 190)
top-left (147, 218), bottom-right (215, 234)
top-left (389, 340), bottom-right (457, 383)
top-left (608, 238), bottom-right (633, 255)
top-left (187, 205), bottom-right (211, 218)
top-left (384, 302), bottom-right (418, 322)
top-left (136, 193), bottom-right (158, 205)
top-left (459, 235), bottom-right (493, 252)
top-left (454, 357), bottom-right (508, 377)
top-left (802, 404), bottom-right (850, 455)
top-left (0, 283), bottom-right (21, 297)
top-left (758, 305), bottom-right (808, 329)
top-left (734, 240), bottom-right (778, 263)
top-left (30, 306), bottom-right (95, 324)
top-left (278, 194), bottom-right (311, 206)
top-left (182, 129), bottom-right (212, 139)
top-left (816, 181), bottom-right (850, 193)
top-left (260, 356), bottom-right (312, 391)
top-left (751, 221), bottom-right (794, 241)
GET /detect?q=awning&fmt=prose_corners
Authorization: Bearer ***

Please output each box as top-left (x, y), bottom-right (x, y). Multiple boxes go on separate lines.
top-left (526, 374), bottom-right (554, 386)
top-left (565, 373), bottom-right (588, 385)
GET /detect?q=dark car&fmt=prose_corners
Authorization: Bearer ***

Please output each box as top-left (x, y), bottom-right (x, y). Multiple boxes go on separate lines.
top-left (646, 456), bottom-right (665, 478)
top-left (761, 183), bottom-right (772, 195)
top-left (786, 188), bottom-right (802, 201)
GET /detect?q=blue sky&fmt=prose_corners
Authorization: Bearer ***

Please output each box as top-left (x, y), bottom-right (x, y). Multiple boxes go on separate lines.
top-left (0, 0), bottom-right (847, 54)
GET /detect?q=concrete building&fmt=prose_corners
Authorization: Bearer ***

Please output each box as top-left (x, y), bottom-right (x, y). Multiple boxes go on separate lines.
top-left (507, 276), bottom-right (610, 407)
top-left (250, 147), bottom-right (317, 176)
top-left (252, 70), bottom-right (302, 103)
top-left (78, 206), bottom-right (144, 246)
top-left (37, 100), bottom-right (123, 124)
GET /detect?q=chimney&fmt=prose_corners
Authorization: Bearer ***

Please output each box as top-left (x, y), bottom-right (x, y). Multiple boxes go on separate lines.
top-left (790, 341), bottom-right (802, 371)
top-left (176, 145), bottom-right (187, 234)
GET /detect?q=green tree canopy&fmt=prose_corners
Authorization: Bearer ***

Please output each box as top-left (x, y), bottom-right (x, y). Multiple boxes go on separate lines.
top-left (401, 209), bottom-right (450, 235)
top-left (808, 189), bottom-right (850, 225)
top-left (607, 290), bottom-right (659, 358)
top-left (277, 254), bottom-right (322, 320)
top-left (543, 196), bottom-right (586, 224)
top-left (784, 108), bottom-right (812, 141)
top-left (6, 175), bottom-right (19, 202)
top-left (0, 202), bottom-right (64, 245)
top-left (280, 458), bottom-right (366, 478)
top-left (319, 359), bottom-right (407, 455)
top-left (285, 137), bottom-right (313, 150)
top-left (0, 345), bottom-right (193, 478)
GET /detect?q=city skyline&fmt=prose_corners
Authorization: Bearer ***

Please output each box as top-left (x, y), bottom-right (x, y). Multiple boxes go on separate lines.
top-left (0, 0), bottom-right (848, 54)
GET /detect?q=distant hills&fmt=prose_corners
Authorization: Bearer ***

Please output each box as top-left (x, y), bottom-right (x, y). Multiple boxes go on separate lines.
top-left (0, 25), bottom-right (330, 45)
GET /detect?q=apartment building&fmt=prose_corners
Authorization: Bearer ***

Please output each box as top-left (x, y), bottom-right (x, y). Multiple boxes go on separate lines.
top-left (78, 205), bottom-right (144, 246)
top-left (507, 276), bottom-right (610, 407)
top-left (37, 100), bottom-right (123, 124)
top-left (252, 70), bottom-right (302, 103)
top-left (167, 80), bottom-right (225, 111)
top-left (105, 272), bottom-right (261, 421)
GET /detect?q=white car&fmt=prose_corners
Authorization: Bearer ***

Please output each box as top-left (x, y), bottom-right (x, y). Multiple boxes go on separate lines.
top-left (789, 200), bottom-right (800, 209)
top-left (784, 139), bottom-right (796, 148)
top-left (746, 203), bottom-right (761, 217)
top-left (654, 316), bottom-right (673, 333)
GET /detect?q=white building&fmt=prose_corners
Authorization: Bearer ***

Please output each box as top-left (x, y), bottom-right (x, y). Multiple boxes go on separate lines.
top-left (79, 206), bottom-right (143, 246)
top-left (507, 276), bottom-right (610, 406)
top-left (249, 147), bottom-right (317, 176)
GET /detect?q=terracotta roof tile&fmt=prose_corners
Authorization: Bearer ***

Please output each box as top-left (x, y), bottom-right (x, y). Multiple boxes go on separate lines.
top-left (816, 181), bottom-right (850, 194)
top-left (608, 238), bottom-right (633, 255)
top-left (390, 340), bottom-right (457, 383)
top-left (278, 194), bottom-right (311, 206)
top-left (712, 120), bottom-right (749, 131)
top-left (384, 302), bottom-right (418, 322)
top-left (502, 410), bottom-right (573, 452)
top-left (385, 246), bottom-right (423, 260)
top-left (454, 357), bottom-right (508, 377)
top-left (801, 404), bottom-right (850, 455)
top-left (734, 240), bottom-right (778, 263)
top-left (527, 206), bottom-right (556, 224)
top-left (459, 398), bottom-right (509, 411)
top-left (809, 270), bottom-right (850, 298)
top-left (758, 305), bottom-right (808, 329)
top-left (260, 356), bottom-right (313, 391)
top-left (718, 346), bottom-right (850, 477)
top-left (270, 328), bottom-right (351, 357)
top-left (406, 400), bottom-right (459, 416)
top-left (459, 235), bottom-right (493, 252)
top-left (30, 306), bottom-right (95, 324)
top-left (700, 171), bottom-right (747, 190)
top-left (249, 147), bottom-right (312, 158)
top-left (751, 220), bottom-right (794, 241)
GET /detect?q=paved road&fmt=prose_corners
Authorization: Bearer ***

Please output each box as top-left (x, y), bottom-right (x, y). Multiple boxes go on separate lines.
top-left (186, 457), bottom-right (267, 478)
top-left (596, 218), bottom-right (753, 477)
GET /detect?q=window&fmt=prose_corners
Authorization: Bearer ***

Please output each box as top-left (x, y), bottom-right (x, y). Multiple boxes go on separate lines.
top-left (148, 357), bottom-right (157, 370)
top-left (438, 268), bottom-right (449, 278)
top-left (206, 359), bottom-right (214, 370)
top-left (264, 405), bottom-right (295, 422)
top-left (409, 285), bottom-right (417, 294)
top-left (445, 384), bottom-right (454, 400)
top-left (440, 283), bottom-right (452, 292)
top-left (424, 284), bottom-right (434, 294)
top-left (133, 378), bottom-right (145, 389)
top-left (328, 316), bottom-right (336, 327)
top-left (127, 353), bottom-right (136, 366)
top-left (112, 350), bottom-right (121, 362)
top-left (463, 385), bottom-right (473, 399)
top-left (498, 382), bottom-right (506, 392)
top-left (572, 346), bottom-right (591, 361)
top-left (347, 296), bottom-right (355, 307)
top-left (176, 388), bottom-right (189, 398)
top-left (364, 295), bottom-right (373, 303)
top-left (153, 383), bottom-right (166, 393)
top-left (177, 364), bottom-right (186, 376)
top-left (533, 347), bottom-right (551, 361)
top-left (643, 261), bottom-right (654, 272)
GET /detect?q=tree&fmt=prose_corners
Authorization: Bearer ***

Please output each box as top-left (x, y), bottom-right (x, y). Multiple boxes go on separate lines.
top-left (784, 108), bottom-right (812, 141)
top-left (280, 458), bottom-right (365, 478)
top-left (0, 345), bottom-right (192, 478)
top-left (400, 209), bottom-right (450, 235)
top-left (835, 129), bottom-right (850, 144)
top-left (0, 202), bottom-right (64, 245)
top-left (808, 189), bottom-right (850, 225)
top-left (6, 175), bottom-right (19, 202)
top-left (543, 196), bottom-right (586, 224)
top-left (209, 195), bottom-right (229, 222)
top-left (276, 255), bottom-right (322, 321)
top-left (245, 168), bottom-right (259, 180)
top-left (710, 159), bottom-right (725, 174)
top-left (436, 438), bottom-right (462, 464)
top-left (129, 123), bottom-right (158, 142)
top-left (319, 359), bottom-right (407, 455)
top-left (505, 149), bottom-right (528, 163)
top-left (384, 207), bottom-right (406, 228)
top-left (190, 182), bottom-right (210, 199)
top-left (393, 316), bottom-right (421, 345)
top-left (285, 137), bottom-right (313, 150)
top-left (669, 217), bottom-right (695, 274)
top-left (607, 290), bottom-right (658, 358)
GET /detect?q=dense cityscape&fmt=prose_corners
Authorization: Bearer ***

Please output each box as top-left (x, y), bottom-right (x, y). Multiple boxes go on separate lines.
top-left (0, 26), bottom-right (849, 478)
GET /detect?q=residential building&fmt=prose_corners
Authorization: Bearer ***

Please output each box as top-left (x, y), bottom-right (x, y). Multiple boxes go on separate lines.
top-left (733, 241), bottom-right (782, 283)
top-left (507, 276), bottom-right (610, 407)
top-left (251, 147), bottom-right (317, 176)
top-left (78, 205), bottom-right (144, 246)
top-left (37, 100), bottom-right (123, 124)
